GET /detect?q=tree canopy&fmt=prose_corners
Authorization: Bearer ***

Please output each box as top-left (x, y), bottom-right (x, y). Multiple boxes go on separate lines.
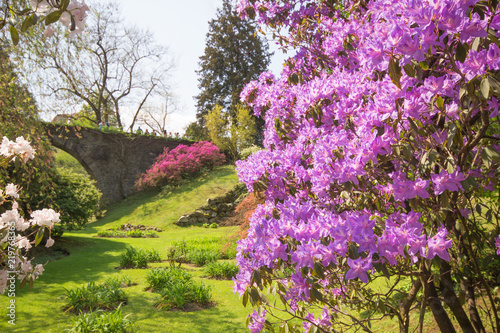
top-left (195, 0), bottom-right (272, 138)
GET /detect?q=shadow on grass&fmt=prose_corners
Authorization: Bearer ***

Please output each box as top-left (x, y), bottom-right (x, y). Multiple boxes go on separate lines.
top-left (82, 165), bottom-right (237, 233)
top-left (125, 291), bottom-right (248, 333)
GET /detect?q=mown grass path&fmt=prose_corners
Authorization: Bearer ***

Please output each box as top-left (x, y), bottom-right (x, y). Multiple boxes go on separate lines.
top-left (0, 165), bottom-right (252, 332)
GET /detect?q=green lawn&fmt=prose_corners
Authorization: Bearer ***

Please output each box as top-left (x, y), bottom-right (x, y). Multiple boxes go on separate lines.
top-left (0, 165), bottom-right (252, 333)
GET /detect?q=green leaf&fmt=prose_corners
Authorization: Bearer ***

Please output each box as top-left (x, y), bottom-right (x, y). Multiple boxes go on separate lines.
top-left (347, 244), bottom-right (360, 259)
top-left (10, 26), bottom-right (19, 46)
top-left (310, 288), bottom-right (323, 303)
top-left (419, 61), bottom-right (429, 70)
top-left (21, 15), bottom-right (34, 32)
top-left (313, 262), bottom-right (325, 278)
top-left (60, 0), bottom-right (70, 11)
top-left (480, 77), bottom-right (490, 99)
top-left (484, 146), bottom-right (500, 162)
top-left (242, 290), bottom-right (249, 307)
top-left (403, 63), bottom-right (415, 77)
top-left (45, 11), bottom-right (62, 25)
top-left (35, 226), bottom-right (46, 246)
top-left (446, 123), bottom-right (457, 149)
top-left (388, 58), bottom-right (402, 89)
top-left (456, 42), bottom-right (467, 63)
top-left (249, 288), bottom-right (260, 306)
top-left (436, 95), bottom-right (444, 110)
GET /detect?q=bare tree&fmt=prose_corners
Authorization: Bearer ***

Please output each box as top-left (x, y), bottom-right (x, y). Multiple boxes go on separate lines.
top-left (135, 92), bottom-right (180, 135)
top-left (13, 1), bottom-right (173, 130)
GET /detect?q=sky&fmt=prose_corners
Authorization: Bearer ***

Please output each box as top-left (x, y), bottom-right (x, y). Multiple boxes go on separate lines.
top-left (117, 0), bottom-right (288, 133)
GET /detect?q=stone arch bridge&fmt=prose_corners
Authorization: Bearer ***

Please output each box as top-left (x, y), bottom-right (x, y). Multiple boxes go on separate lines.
top-left (45, 124), bottom-right (193, 203)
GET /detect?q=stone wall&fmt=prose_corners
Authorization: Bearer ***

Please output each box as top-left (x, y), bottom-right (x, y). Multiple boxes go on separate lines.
top-left (175, 184), bottom-right (247, 226)
top-left (45, 123), bottom-right (193, 203)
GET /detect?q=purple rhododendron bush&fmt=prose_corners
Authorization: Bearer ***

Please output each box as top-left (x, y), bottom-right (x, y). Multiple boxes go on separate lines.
top-left (136, 141), bottom-right (226, 190)
top-left (234, 0), bottom-right (500, 332)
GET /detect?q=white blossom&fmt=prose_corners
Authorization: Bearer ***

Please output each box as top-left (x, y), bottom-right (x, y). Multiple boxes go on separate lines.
top-left (30, 208), bottom-right (60, 228)
top-left (5, 183), bottom-right (20, 199)
top-left (45, 238), bottom-right (55, 248)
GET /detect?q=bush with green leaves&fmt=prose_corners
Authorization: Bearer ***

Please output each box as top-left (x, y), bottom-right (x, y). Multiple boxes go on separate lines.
top-left (239, 145), bottom-right (262, 161)
top-left (62, 277), bottom-right (130, 313)
top-left (146, 267), bottom-right (212, 310)
top-left (146, 267), bottom-right (192, 292)
top-left (97, 229), bottom-right (158, 238)
top-left (168, 237), bottom-right (236, 267)
top-left (67, 304), bottom-right (133, 333)
top-left (204, 261), bottom-right (239, 280)
top-left (53, 168), bottom-right (102, 229)
top-left (119, 247), bottom-right (161, 269)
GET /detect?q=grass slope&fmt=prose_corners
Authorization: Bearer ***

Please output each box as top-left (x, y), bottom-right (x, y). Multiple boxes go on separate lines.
top-left (0, 165), bottom-right (252, 333)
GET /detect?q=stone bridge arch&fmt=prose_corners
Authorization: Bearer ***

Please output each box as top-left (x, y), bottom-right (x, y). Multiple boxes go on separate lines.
top-left (44, 124), bottom-right (193, 203)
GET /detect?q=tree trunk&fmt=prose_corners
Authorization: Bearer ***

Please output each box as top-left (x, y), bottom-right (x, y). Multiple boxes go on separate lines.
top-left (439, 261), bottom-right (475, 333)
top-left (399, 278), bottom-right (422, 333)
top-left (461, 281), bottom-right (486, 333)
top-left (421, 264), bottom-right (456, 333)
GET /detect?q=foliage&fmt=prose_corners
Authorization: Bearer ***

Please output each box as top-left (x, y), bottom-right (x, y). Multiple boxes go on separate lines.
top-left (0, 47), bottom-right (59, 215)
top-left (146, 267), bottom-right (193, 292)
top-left (96, 229), bottom-right (158, 238)
top-left (168, 237), bottom-right (237, 267)
top-left (0, 136), bottom-right (60, 295)
top-left (0, 0), bottom-right (88, 46)
top-left (239, 145), bottom-right (263, 161)
top-left (53, 168), bottom-right (102, 229)
top-left (146, 267), bottom-right (212, 310)
top-left (61, 277), bottom-right (130, 313)
top-left (135, 141), bottom-right (226, 190)
top-left (119, 247), bottom-right (161, 269)
top-left (183, 121), bottom-right (208, 141)
top-left (195, 0), bottom-right (271, 143)
top-left (67, 304), bottom-right (134, 333)
top-left (235, 0), bottom-right (500, 332)
top-left (54, 148), bottom-right (87, 175)
top-left (204, 261), bottom-right (239, 280)
top-left (205, 104), bottom-right (257, 160)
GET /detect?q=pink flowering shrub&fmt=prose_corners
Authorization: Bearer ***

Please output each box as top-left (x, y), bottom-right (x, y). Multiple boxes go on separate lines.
top-left (234, 0), bottom-right (500, 332)
top-left (136, 141), bottom-right (225, 190)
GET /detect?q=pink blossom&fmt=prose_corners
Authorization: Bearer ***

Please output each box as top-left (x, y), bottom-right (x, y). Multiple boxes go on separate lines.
top-left (427, 226), bottom-right (453, 261)
top-left (345, 257), bottom-right (372, 283)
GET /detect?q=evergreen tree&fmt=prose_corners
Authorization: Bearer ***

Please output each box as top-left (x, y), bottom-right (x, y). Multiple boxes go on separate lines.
top-left (195, 0), bottom-right (272, 143)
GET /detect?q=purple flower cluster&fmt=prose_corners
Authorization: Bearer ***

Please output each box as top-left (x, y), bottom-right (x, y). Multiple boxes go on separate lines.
top-left (136, 141), bottom-right (225, 190)
top-left (234, 0), bottom-right (500, 331)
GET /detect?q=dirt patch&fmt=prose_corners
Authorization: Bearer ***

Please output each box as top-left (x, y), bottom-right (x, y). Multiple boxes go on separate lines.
top-left (168, 301), bottom-right (216, 312)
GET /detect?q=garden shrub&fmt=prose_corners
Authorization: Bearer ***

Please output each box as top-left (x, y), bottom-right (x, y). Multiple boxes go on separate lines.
top-left (146, 267), bottom-right (192, 292)
top-left (97, 229), bottom-right (158, 238)
top-left (135, 141), bottom-right (225, 190)
top-left (53, 168), bottom-right (102, 229)
top-left (204, 261), bottom-right (239, 280)
top-left (119, 247), bottom-right (161, 269)
top-left (68, 305), bottom-right (133, 333)
top-left (167, 237), bottom-right (236, 266)
top-left (239, 145), bottom-right (262, 161)
top-left (62, 277), bottom-right (130, 313)
top-left (146, 267), bottom-right (212, 310)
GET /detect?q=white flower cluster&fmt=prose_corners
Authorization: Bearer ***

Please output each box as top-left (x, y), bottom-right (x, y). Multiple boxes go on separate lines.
top-left (0, 137), bottom-right (58, 294)
top-left (29, 0), bottom-right (89, 38)
top-left (30, 208), bottom-right (60, 228)
top-left (0, 136), bottom-right (36, 162)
